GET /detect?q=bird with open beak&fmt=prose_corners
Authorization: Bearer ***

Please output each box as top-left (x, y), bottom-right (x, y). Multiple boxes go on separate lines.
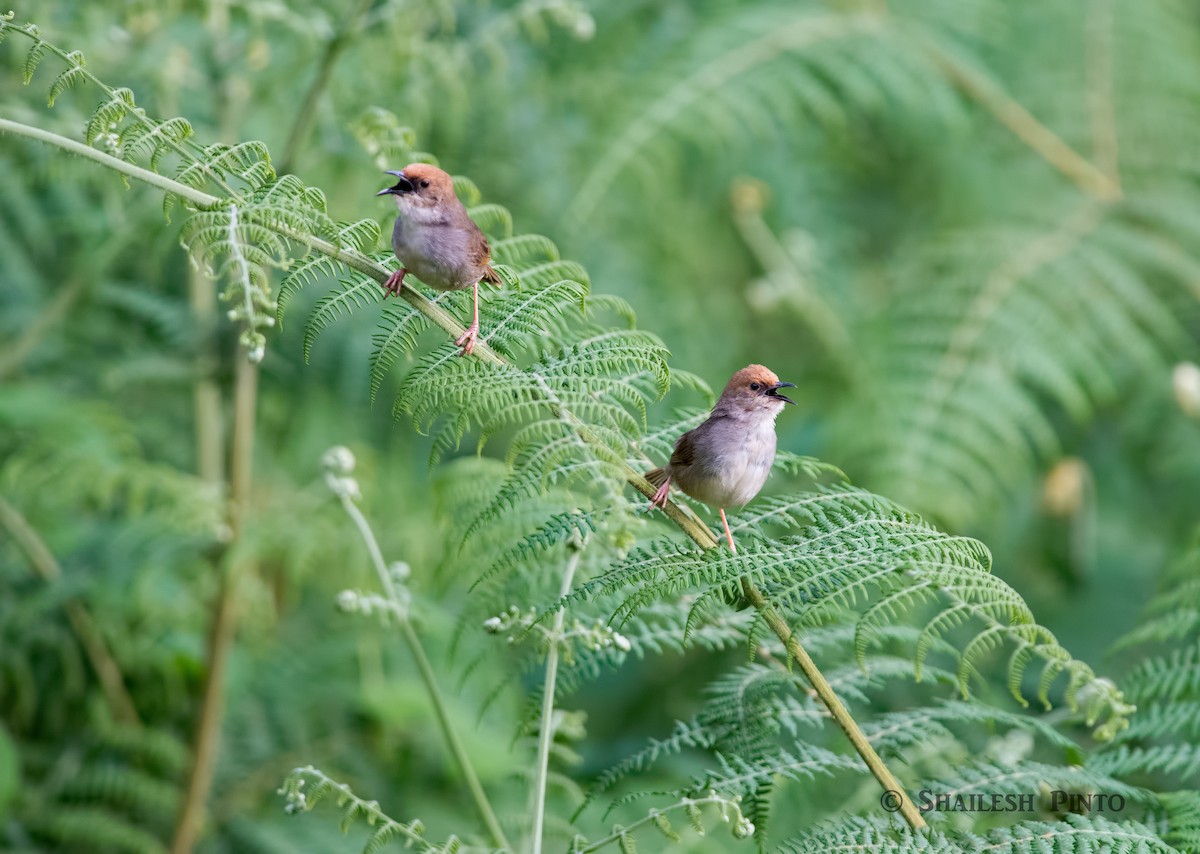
top-left (645, 365), bottom-right (796, 552)
top-left (376, 164), bottom-right (502, 356)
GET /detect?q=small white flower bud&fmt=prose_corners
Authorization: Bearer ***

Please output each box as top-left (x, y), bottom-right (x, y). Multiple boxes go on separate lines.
top-left (613, 632), bottom-right (631, 653)
top-left (1174, 362), bottom-right (1200, 418)
top-left (321, 446), bottom-right (357, 475)
top-left (1043, 458), bottom-right (1087, 517)
top-left (336, 589), bottom-right (359, 612)
top-left (570, 12), bottom-right (595, 40)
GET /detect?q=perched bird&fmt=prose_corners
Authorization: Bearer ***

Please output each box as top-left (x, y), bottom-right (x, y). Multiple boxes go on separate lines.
top-left (376, 164), bottom-right (502, 356)
top-left (646, 365), bottom-right (795, 552)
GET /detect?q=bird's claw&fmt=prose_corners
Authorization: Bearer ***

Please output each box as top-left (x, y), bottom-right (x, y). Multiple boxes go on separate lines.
top-left (455, 322), bottom-right (480, 357)
top-left (650, 479), bottom-right (671, 509)
top-left (382, 268), bottom-right (406, 298)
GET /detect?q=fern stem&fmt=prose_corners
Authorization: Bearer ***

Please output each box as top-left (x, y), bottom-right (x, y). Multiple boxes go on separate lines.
top-left (531, 545), bottom-right (583, 854)
top-left (277, 0), bottom-right (374, 174)
top-left (1085, 0), bottom-right (1121, 185)
top-left (0, 118), bottom-right (223, 207)
top-left (0, 495), bottom-right (141, 727)
top-left (919, 38), bottom-right (1122, 202)
top-left (172, 355), bottom-right (259, 854)
top-left (328, 471), bottom-right (512, 852)
top-left (730, 187), bottom-right (854, 376)
top-left (0, 275), bottom-right (87, 379)
top-left (188, 265), bottom-right (224, 485)
top-left (739, 578), bottom-right (926, 830)
top-left (575, 794), bottom-right (746, 853)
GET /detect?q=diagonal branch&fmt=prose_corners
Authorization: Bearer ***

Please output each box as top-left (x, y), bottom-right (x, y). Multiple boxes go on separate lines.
top-left (0, 494), bottom-right (141, 726)
top-left (918, 37), bottom-right (1122, 202)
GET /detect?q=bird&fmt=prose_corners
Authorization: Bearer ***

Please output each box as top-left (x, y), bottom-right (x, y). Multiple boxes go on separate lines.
top-left (375, 164), bottom-right (502, 356)
top-left (645, 365), bottom-right (795, 553)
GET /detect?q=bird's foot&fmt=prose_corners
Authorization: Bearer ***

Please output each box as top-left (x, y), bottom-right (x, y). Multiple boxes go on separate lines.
top-left (650, 479), bottom-right (671, 509)
top-left (454, 320), bottom-right (480, 357)
top-left (382, 268), bottom-right (406, 298)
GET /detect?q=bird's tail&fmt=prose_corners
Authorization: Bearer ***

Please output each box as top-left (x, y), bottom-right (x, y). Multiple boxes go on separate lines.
top-left (482, 264), bottom-right (503, 288)
top-left (644, 467), bottom-right (669, 488)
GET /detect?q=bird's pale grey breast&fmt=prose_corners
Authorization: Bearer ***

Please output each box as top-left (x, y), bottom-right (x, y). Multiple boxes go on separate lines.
top-left (391, 214), bottom-right (479, 291)
top-left (673, 414), bottom-right (777, 508)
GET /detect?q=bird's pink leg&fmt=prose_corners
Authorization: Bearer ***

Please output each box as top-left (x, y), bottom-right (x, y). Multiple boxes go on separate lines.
top-left (455, 280), bottom-right (481, 356)
top-left (719, 508), bottom-right (737, 554)
top-left (650, 477), bottom-right (671, 508)
top-left (382, 267), bottom-right (406, 298)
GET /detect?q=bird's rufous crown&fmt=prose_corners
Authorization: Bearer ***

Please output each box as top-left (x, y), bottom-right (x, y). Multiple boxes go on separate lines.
top-left (400, 163), bottom-right (456, 194)
top-left (722, 364), bottom-right (782, 396)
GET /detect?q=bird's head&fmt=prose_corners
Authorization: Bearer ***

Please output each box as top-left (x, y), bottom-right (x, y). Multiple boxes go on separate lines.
top-left (718, 364), bottom-right (796, 413)
top-left (376, 163), bottom-right (456, 215)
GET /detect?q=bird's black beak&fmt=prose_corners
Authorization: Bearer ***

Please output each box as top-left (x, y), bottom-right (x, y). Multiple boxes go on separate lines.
top-left (376, 170), bottom-right (414, 196)
top-left (765, 381), bottom-right (796, 405)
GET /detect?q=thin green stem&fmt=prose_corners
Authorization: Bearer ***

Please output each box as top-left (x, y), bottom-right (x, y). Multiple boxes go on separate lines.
top-left (172, 355), bottom-right (259, 854)
top-left (278, 0), bottom-right (375, 173)
top-left (0, 118), bottom-right (223, 207)
top-left (530, 546), bottom-right (583, 854)
top-left (0, 495), bottom-right (141, 726)
top-left (918, 35), bottom-right (1121, 202)
top-left (0, 275), bottom-right (86, 379)
top-left (0, 17), bottom-right (243, 198)
top-left (327, 470), bottom-right (512, 852)
top-left (740, 577), bottom-right (925, 829)
top-left (284, 767), bottom-right (432, 846)
top-left (576, 794), bottom-right (745, 853)
top-left (730, 185), bottom-right (854, 377)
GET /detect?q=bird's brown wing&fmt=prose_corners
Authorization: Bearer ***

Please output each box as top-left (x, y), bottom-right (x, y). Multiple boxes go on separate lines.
top-left (669, 429), bottom-right (697, 470)
top-left (470, 229), bottom-right (503, 287)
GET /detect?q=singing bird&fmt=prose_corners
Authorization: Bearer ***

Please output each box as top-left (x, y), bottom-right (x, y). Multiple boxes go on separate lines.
top-left (645, 365), bottom-right (795, 552)
top-left (376, 164), bottom-right (502, 356)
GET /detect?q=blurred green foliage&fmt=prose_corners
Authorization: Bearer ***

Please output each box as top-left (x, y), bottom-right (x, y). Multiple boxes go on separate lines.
top-left (2, 0), bottom-right (1200, 851)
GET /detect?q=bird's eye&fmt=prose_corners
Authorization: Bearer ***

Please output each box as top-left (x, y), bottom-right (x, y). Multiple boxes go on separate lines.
top-left (749, 382), bottom-right (760, 391)
top-left (420, 179), bottom-right (430, 188)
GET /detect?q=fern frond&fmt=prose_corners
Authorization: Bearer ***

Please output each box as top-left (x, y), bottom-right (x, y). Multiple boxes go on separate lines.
top-left (570, 483), bottom-right (1132, 738)
top-left (922, 759), bottom-right (1145, 806)
top-left (567, 8), bottom-right (955, 225)
top-left (491, 233), bottom-right (561, 265)
top-left (467, 203), bottom-right (513, 239)
top-left (46, 50), bottom-right (86, 107)
top-left (1124, 640), bottom-right (1200, 705)
top-left (303, 275), bottom-right (384, 362)
top-left (840, 202), bottom-right (1199, 526)
top-left (279, 766), bottom-right (461, 854)
top-left (1090, 744), bottom-right (1200, 783)
top-left (777, 814), bottom-right (1175, 854)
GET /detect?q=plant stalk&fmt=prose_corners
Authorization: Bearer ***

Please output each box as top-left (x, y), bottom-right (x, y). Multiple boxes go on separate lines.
top-left (920, 38), bottom-right (1121, 202)
top-left (530, 546), bottom-right (583, 854)
top-left (172, 355), bottom-right (259, 854)
top-left (189, 267), bottom-right (224, 485)
top-left (277, 0), bottom-right (374, 174)
top-left (330, 474), bottom-right (512, 852)
top-left (740, 578), bottom-right (925, 828)
top-left (0, 495), bottom-right (141, 726)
